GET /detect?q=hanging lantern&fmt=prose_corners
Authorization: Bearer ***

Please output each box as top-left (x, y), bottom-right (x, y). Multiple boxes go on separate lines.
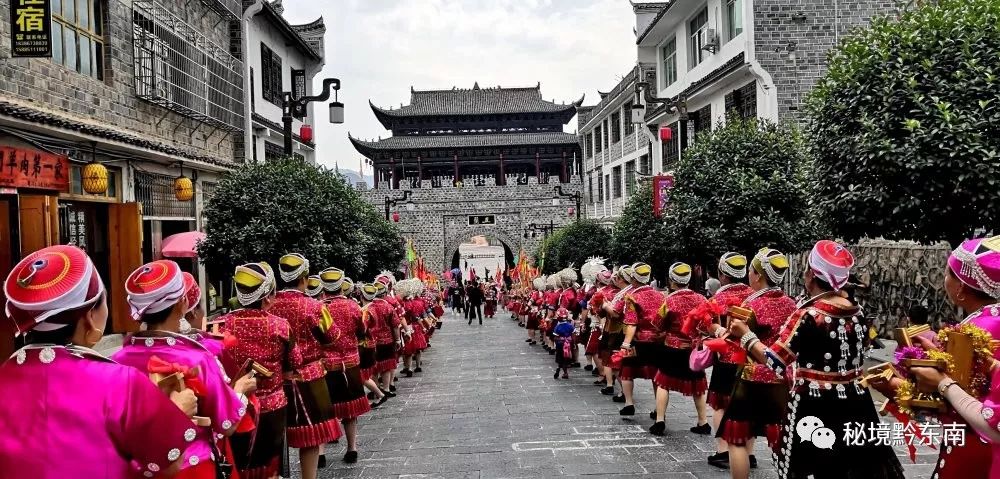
top-left (300, 124), bottom-right (313, 143)
top-left (392, 211), bottom-right (400, 223)
top-left (659, 126), bottom-right (673, 142)
top-left (174, 175), bottom-right (194, 201)
top-left (567, 206), bottom-right (575, 217)
top-left (82, 161), bottom-right (109, 195)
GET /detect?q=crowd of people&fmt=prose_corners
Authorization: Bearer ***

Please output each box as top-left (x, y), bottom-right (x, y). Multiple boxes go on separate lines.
top-left (0, 247), bottom-right (445, 479)
top-left (445, 279), bottom-right (503, 325)
top-left (505, 236), bottom-right (1000, 479)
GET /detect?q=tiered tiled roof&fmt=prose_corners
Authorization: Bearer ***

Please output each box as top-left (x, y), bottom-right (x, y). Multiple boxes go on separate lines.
top-left (349, 131), bottom-right (579, 157)
top-left (370, 84), bottom-right (584, 126)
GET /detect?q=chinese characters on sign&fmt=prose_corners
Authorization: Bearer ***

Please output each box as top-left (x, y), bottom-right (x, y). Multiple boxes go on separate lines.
top-left (842, 421), bottom-right (966, 448)
top-left (9, 0), bottom-right (52, 58)
top-left (0, 147), bottom-right (70, 192)
top-left (652, 174), bottom-right (674, 218)
top-left (468, 215), bottom-right (496, 226)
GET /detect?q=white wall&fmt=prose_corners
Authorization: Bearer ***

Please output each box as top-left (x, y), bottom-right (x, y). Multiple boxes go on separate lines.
top-left (246, 14), bottom-right (322, 163)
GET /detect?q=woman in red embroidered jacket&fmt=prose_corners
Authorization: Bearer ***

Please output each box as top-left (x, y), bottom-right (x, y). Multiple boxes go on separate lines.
top-left (729, 241), bottom-right (904, 479)
top-left (398, 279), bottom-right (430, 377)
top-left (372, 281), bottom-right (403, 394)
top-left (650, 262), bottom-right (709, 436)
top-left (711, 249), bottom-right (797, 479)
top-left (691, 252), bottom-right (754, 467)
top-left (267, 254), bottom-right (342, 479)
top-left (619, 262), bottom-right (666, 419)
top-left (317, 268), bottom-right (372, 464)
top-left (219, 262), bottom-right (302, 479)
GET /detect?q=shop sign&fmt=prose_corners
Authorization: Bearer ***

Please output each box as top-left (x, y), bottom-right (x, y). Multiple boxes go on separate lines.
top-left (10, 0), bottom-right (53, 58)
top-left (652, 174), bottom-right (674, 218)
top-left (0, 146), bottom-right (69, 191)
top-left (468, 215), bottom-right (496, 226)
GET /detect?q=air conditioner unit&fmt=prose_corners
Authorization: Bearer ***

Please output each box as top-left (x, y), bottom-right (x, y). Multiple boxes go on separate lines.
top-left (702, 28), bottom-right (719, 54)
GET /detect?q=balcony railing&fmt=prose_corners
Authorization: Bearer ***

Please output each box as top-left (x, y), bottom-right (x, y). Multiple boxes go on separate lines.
top-left (133, 0), bottom-right (244, 132)
top-left (199, 0), bottom-right (240, 20)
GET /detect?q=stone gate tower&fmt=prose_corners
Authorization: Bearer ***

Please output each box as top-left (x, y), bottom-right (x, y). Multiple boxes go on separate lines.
top-left (352, 83), bottom-right (584, 272)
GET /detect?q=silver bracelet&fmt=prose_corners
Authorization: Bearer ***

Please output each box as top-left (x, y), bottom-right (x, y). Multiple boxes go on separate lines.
top-left (740, 331), bottom-right (759, 350)
top-left (938, 378), bottom-right (958, 395)
top-left (744, 338), bottom-right (760, 352)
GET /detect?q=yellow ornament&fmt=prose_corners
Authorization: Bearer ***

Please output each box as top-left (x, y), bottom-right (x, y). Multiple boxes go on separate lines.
top-left (81, 161), bottom-right (108, 195)
top-left (174, 175), bottom-right (194, 201)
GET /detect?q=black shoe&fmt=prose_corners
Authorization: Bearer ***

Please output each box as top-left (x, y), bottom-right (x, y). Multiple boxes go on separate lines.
top-left (749, 455), bottom-right (758, 469)
top-left (649, 410), bottom-right (656, 420)
top-left (367, 391), bottom-right (376, 400)
top-left (414, 367), bottom-right (422, 373)
top-left (593, 379), bottom-right (605, 386)
top-left (649, 421), bottom-right (666, 436)
top-left (707, 451), bottom-right (730, 469)
top-left (612, 394), bottom-right (626, 403)
top-left (619, 405), bottom-right (635, 416)
top-left (525, 339), bottom-right (532, 342)
top-left (370, 401), bottom-right (380, 409)
top-left (584, 365), bottom-right (594, 371)
top-left (383, 389), bottom-right (396, 398)
top-left (389, 384), bottom-right (397, 393)
top-left (554, 371), bottom-right (560, 379)
top-left (529, 341), bottom-right (536, 345)
top-left (591, 370), bottom-right (601, 377)
top-left (401, 368), bottom-right (412, 377)
top-left (377, 394), bottom-right (390, 405)
top-left (548, 350), bottom-right (556, 355)
top-left (572, 362), bottom-right (581, 368)
top-left (343, 450), bottom-right (358, 464)
top-left (690, 423), bottom-right (711, 435)
top-left (600, 386), bottom-right (615, 395)
top-left (318, 454), bottom-right (327, 468)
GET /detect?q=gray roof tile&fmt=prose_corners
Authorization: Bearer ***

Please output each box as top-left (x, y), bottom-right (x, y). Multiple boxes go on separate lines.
top-left (350, 132), bottom-right (579, 153)
top-left (371, 85), bottom-right (584, 117)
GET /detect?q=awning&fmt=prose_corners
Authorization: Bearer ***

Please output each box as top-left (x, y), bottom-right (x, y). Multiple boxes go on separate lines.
top-left (161, 231), bottom-right (205, 258)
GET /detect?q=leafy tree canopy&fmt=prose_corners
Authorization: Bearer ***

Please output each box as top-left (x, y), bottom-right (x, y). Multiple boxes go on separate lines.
top-left (610, 182), bottom-right (681, 278)
top-left (198, 159), bottom-right (403, 280)
top-left (671, 118), bottom-right (818, 265)
top-left (807, 0), bottom-right (1000, 246)
top-left (534, 219), bottom-right (611, 274)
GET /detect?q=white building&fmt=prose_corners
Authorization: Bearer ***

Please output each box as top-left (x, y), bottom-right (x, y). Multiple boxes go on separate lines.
top-left (632, 0), bottom-right (894, 170)
top-left (244, 0), bottom-right (325, 164)
top-left (577, 67), bottom-right (651, 224)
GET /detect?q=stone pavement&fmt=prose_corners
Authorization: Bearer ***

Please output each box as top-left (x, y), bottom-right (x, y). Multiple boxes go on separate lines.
top-left (314, 310), bottom-right (936, 478)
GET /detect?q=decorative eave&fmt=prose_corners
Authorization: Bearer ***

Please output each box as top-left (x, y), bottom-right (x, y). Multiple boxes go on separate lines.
top-left (579, 66), bottom-right (640, 133)
top-left (0, 99), bottom-right (236, 169)
top-left (349, 131), bottom-right (581, 160)
top-left (257, 1), bottom-right (323, 61)
top-left (636, 1), bottom-right (677, 45)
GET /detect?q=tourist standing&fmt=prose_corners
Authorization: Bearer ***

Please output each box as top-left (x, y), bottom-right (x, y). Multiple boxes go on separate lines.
top-left (0, 245), bottom-right (198, 478)
top-left (466, 280), bottom-right (485, 325)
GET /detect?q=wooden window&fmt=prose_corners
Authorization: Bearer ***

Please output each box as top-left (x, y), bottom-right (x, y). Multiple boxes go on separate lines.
top-left (660, 38), bottom-right (677, 87)
top-left (52, 0), bottom-right (104, 80)
top-left (625, 161), bottom-right (636, 196)
top-left (595, 126), bottom-right (603, 153)
top-left (611, 111), bottom-right (621, 144)
top-left (725, 82), bottom-right (757, 120)
top-left (612, 166), bottom-right (622, 198)
top-left (623, 101), bottom-right (635, 135)
top-left (688, 7), bottom-right (709, 69)
top-left (260, 42), bottom-right (283, 106)
top-left (662, 121), bottom-right (680, 166)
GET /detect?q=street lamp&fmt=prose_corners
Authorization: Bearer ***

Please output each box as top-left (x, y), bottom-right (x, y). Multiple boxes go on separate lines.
top-left (524, 221), bottom-right (556, 239)
top-left (384, 190), bottom-right (412, 221)
top-left (554, 185), bottom-right (582, 221)
top-left (282, 78), bottom-right (343, 157)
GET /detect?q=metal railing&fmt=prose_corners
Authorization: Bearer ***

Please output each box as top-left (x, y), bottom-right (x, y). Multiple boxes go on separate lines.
top-left (132, 0), bottom-right (244, 132)
top-left (134, 171), bottom-right (196, 218)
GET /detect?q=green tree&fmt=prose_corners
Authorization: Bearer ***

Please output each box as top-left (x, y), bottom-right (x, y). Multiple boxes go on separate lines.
top-left (672, 118), bottom-right (817, 264)
top-left (807, 0), bottom-right (1000, 246)
top-left (198, 159), bottom-right (403, 279)
top-left (534, 219), bottom-right (611, 274)
top-left (610, 182), bottom-right (681, 278)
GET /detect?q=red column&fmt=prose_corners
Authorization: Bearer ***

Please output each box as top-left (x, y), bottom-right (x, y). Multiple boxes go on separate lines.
top-left (417, 155), bottom-right (423, 183)
top-left (561, 151), bottom-right (567, 183)
top-left (535, 152), bottom-right (540, 179)
top-left (499, 152), bottom-right (505, 186)
top-left (453, 154), bottom-right (459, 184)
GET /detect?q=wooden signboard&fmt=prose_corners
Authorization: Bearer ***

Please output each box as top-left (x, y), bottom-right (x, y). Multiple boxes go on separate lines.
top-left (0, 147), bottom-right (69, 191)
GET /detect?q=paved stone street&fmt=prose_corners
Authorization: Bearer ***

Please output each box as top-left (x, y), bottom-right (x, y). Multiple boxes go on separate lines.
top-left (315, 310), bottom-right (936, 478)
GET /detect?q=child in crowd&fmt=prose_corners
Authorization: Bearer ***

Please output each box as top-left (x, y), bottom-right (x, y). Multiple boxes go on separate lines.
top-left (553, 308), bottom-right (575, 379)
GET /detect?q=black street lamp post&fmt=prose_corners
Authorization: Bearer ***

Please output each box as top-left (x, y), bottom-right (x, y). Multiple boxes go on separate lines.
top-left (554, 185), bottom-right (582, 221)
top-left (384, 190), bottom-right (412, 221)
top-left (282, 78), bottom-right (344, 157)
top-left (523, 220), bottom-right (556, 239)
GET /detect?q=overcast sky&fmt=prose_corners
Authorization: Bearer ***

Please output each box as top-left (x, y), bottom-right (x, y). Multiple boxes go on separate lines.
top-left (280, 0), bottom-right (641, 176)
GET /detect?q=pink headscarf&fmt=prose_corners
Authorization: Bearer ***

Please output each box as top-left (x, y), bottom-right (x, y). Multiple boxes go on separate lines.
top-left (948, 237), bottom-right (1000, 300)
top-left (808, 240), bottom-right (854, 291)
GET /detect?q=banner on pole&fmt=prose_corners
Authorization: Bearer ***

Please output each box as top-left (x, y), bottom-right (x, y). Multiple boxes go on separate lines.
top-left (652, 174), bottom-right (674, 218)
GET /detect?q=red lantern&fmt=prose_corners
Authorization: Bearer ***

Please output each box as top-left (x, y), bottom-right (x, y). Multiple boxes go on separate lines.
top-left (300, 124), bottom-right (313, 143)
top-left (392, 211), bottom-right (400, 222)
top-left (659, 126), bottom-right (673, 142)
top-left (567, 206), bottom-right (575, 217)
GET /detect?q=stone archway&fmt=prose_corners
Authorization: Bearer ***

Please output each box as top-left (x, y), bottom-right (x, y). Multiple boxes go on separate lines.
top-left (441, 212), bottom-right (527, 272)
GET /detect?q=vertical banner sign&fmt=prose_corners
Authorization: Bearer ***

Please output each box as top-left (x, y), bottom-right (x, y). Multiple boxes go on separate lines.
top-left (10, 0), bottom-right (52, 58)
top-left (652, 174), bottom-right (674, 218)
